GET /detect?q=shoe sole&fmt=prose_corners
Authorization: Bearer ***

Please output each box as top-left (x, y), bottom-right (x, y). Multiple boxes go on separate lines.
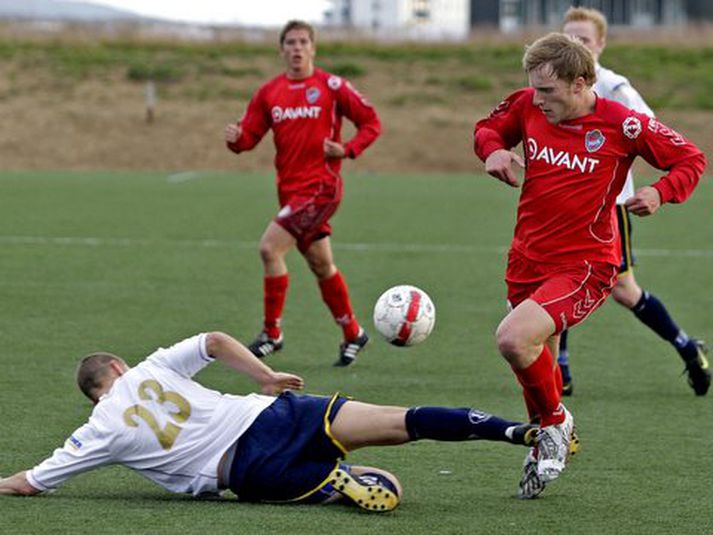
top-left (329, 468), bottom-right (399, 512)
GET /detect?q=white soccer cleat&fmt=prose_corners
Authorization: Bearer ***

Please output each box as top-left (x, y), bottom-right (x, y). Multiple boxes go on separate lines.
top-left (517, 447), bottom-right (546, 499)
top-left (536, 405), bottom-right (577, 482)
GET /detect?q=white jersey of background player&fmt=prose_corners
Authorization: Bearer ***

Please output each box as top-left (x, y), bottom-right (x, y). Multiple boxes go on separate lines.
top-left (28, 334), bottom-right (276, 496)
top-left (558, 6), bottom-right (710, 401)
top-left (594, 64), bottom-right (654, 202)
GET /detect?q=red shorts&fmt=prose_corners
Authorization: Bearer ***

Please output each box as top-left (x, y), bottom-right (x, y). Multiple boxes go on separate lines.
top-left (505, 249), bottom-right (618, 333)
top-left (276, 181), bottom-right (342, 254)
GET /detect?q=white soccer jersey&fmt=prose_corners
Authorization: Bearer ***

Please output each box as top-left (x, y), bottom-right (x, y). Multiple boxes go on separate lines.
top-left (27, 334), bottom-right (276, 496)
top-left (594, 63), bottom-right (655, 204)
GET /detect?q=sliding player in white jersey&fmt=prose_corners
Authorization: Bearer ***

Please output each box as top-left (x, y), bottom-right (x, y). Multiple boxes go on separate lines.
top-left (0, 331), bottom-right (536, 511)
top-left (559, 6), bottom-right (709, 397)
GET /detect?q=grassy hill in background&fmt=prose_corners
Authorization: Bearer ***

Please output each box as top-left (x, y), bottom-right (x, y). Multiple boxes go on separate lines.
top-left (1, 29), bottom-right (712, 171)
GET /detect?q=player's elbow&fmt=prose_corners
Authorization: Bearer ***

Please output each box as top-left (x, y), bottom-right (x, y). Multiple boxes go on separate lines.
top-left (205, 331), bottom-right (234, 358)
top-left (226, 141), bottom-right (241, 154)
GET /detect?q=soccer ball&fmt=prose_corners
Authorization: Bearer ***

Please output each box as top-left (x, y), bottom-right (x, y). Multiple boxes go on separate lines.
top-left (373, 285), bottom-right (436, 346)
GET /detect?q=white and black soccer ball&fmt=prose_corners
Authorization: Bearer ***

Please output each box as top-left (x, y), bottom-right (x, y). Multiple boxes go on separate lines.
top-left (373, 285), bottom-right (436, 346)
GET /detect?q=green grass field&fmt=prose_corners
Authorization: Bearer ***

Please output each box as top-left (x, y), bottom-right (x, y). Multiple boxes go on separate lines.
top-left (0, 170), bottom-right (711, 534)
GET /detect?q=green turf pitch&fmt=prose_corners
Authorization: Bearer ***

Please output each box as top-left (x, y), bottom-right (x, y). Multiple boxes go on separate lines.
top-left (0, 170), bottom-right (711, 534)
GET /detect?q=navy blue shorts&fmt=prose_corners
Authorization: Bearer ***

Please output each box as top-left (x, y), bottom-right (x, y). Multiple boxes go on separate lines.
top-left (228, 391), bottom-right (349, 503)
top-left (617, 204), bottom-right (636, 275)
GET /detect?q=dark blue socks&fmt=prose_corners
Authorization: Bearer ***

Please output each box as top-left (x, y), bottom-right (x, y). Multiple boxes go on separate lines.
top-left (632, 291), bottom-right (698, 362)
top-left (405, 407), bottom-right (520, 443)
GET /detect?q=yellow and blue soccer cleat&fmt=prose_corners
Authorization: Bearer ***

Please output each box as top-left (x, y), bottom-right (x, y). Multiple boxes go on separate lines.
top-left (327, 466), bottom-right (400, 512)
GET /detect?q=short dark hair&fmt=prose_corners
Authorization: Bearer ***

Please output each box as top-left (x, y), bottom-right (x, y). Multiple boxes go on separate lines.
top-left (523, 32), bottom-right (596, 86)
top-left (76, 352), bottom-right (123, 402)
top-left (279, 20), bottom-right (315, 46)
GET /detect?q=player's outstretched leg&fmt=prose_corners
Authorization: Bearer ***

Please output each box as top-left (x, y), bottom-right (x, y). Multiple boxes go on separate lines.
top-left (405, 406), bottom-right (538, 446)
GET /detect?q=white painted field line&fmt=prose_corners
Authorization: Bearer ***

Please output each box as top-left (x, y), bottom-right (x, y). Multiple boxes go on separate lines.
top-left (166, 171), bottom-right (202, 183)
top-left (1, 235), bottom-right (713, 258)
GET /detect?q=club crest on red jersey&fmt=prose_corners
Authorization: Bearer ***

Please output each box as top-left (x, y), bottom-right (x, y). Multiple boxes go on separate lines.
top-left (585, 130), bottom-right (605, 153)
top-left (306, 87), bottom-right (320, 104)
top-left (623, 117), bottom-right (642, 139)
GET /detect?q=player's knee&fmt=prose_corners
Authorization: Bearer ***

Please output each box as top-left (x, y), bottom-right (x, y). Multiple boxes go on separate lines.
top-left (307, 257), bottom-right (335, 279)
top-left (258, 242), bottom-right (281, 265)
top-left (611, 283), bottom-right (640, 308)
top-left (495, 323), bottom-right (528, 363)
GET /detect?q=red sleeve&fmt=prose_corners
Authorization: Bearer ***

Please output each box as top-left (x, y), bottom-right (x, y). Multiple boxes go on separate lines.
top-left (633, 116), bottom-right (706, 204)
top-left (226, 86), bottom-right (271, 154)
top-left (335, 80), bottom-right (381, 159)
top-left (473, 89), bottom-right (530, 162)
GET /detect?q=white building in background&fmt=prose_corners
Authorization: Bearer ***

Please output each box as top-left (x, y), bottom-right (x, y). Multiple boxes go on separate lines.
top-left (325, 0), bottom-right (470, 40)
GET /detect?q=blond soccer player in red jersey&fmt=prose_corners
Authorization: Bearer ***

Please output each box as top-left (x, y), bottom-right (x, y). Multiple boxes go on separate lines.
top-left (225, 21), bottom-right (381, 366)
top-left (556, 6), bottom-right (710, 397)
top-left (473, 32), bottom-right (705, 499)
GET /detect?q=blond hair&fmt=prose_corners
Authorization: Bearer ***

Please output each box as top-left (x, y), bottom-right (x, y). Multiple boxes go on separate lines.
top-left (523, 32), bottom-right (596, 86)
top-left (563, 6), bottom-right (608, 41)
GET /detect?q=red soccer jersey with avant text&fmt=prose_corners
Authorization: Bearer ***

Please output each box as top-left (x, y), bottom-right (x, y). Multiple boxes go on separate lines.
top-left (227, 68), bottom-right (380, 196)
top-left (474, 88), bottom-right (705, 266)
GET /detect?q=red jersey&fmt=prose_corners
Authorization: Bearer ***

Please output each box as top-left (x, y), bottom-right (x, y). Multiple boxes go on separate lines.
top-left (474, 88), bottom-right (705, 266)
top-left (227, 68), bottom-right (381, 195)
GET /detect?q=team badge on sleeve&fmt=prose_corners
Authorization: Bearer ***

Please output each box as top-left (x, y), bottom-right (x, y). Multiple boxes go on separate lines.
top-left (490, 99), bottom-right (510, 118)
top-left (585, 130), bottom-right (606, 152)
top-left (306, 87), bottom-right (320, 104)
top-left (327, 76), bottom-right (342, 90)
top-left (622, 117), bottom-right (642, 139)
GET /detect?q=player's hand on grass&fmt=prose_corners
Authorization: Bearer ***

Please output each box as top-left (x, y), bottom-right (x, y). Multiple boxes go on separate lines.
top-left (259, 372), bottom-right (305, 395)
top-left (323, 139), bottom-right (346, 159)
top-left (485, 149), bottom-right (525, 187)
top-left (625, 186), bottom-right (661, 216)
top-left (224, 123), bottom-right (243, 143)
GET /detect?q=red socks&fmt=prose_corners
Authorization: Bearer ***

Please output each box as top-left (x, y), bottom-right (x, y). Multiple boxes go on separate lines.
top-left (318, 271), bottom-right (360, 341)
top-left (263, 274), bottom-right (289, 339)
top-left (513, 345), bottom-right (564, 426)
top-left (263, 271), bottom-right (359, 342)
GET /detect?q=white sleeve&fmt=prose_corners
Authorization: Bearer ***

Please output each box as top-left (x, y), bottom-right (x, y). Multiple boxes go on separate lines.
top-left (610, 84), bottom-right (655, 117)
top-left (27, 422), bottom-right (113, 491)
top-left (144, 333), bottom-right (213, 378)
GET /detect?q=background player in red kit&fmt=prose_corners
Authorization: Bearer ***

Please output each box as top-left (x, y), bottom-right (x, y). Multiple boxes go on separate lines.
top-left (225, 20), bottom-right (381, 366)
top-left (473, 33), bottom-right (705, 498)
